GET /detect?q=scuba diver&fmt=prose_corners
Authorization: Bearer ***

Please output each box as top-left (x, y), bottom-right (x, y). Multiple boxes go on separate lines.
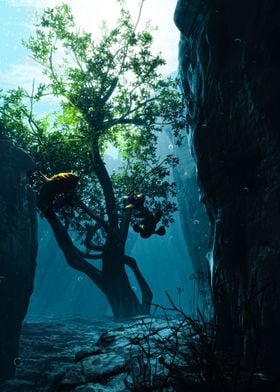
top-left (123, 193), bottom-right (166, 239)
top-left (38, 172), bottom-right (79, 218)
top-left (123, 193), bottom-right (146, 210)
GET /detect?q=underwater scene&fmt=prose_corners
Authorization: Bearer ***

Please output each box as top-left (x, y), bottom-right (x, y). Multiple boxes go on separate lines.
top-left (1, 0), bottom-right (280, 391)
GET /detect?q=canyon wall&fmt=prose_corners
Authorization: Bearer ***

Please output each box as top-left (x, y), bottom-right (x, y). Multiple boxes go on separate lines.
top-left (175, 0), bottom-right (280, 377)
top-left (0, 140), bottom-right (37, 381)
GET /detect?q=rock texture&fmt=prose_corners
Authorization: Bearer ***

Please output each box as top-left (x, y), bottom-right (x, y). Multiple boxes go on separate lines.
top-left (0, 140), bottom-right (37, 382)
top-left (174, 0), bottom-right (280, 377)
top-left (1, 316), bottom-right (195, 392)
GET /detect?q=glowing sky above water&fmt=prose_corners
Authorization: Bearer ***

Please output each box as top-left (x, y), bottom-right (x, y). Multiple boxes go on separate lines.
top-left (0, 0), bottom-right (179, 91)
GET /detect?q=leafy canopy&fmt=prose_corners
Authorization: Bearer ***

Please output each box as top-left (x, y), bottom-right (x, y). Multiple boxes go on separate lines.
top-left (0, 1), bottom-right (185, 242)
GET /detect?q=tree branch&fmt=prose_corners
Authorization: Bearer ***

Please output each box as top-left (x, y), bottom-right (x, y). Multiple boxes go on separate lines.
top-left (84, 224), bottom-right (105, 251)
top-left (90, 149), bottom-right (118, 229)
top-left (119, 97), bottom-right (156, 119)
top-left (105, 117), bottom-right (146, 128)
top-left (76, 249), bottom-right (102, 260)
top-left (21, 106), bottom-right (44, 146)
top-left (124, 256), bottom-right (153, 314)
top-left (102, 97), bottom-right (156, 130)
top-left (101, 77), bottom-right (118, 104)
top-left (117, 0), bottom-right (146, 75)
top-left (120, 208), bottom-right (132, 243)
top-left (42, 209), bottom-right (104, 291)
top-left (76, 197), bottom-right (109, 232)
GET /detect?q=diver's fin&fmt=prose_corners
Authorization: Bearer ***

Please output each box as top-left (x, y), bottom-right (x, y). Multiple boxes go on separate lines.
top-left (154, 226), bottom-right (166, 236)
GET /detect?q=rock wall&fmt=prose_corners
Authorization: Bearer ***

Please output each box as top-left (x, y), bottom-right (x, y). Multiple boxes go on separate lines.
top-left (0, 140), bottom-right (37, 382)
top-left (175, 0), bottom-right (280, 377)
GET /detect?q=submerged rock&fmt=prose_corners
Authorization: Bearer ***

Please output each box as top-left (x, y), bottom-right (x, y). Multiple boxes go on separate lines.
top-left (0, 140), bottom-right (37, 382)
top-left (3, 316), bottom-right (276, 391)
top-left (0, 316), bottom-right (196, 391)
top-left (51, 317), bottom-right (185, 391)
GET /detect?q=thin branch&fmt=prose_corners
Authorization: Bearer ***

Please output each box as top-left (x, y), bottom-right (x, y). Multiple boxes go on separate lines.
top-left (121, 97), bottom-right (156, 119)
top-left (76, 249), bottom-right (102, 260)
top-left (96, 0), bottom-right (146, 100)
top-left (102, 97), bottom-right (156, 130)
top-left (131, 156), bottom-right (171, 189)
top-left (49, 46), bottom-right (60, 88)
top-left (25, 90), bottom-right (54, 99)
top-left (134, 0), bottom-right (145, 34)
top-left (76, 197), bottom-right (109, 232)
top-left (48, 44), bottom-right (73, 100)
top-left (73, 48), bottom-right (86, 73)
top-left (84, 242), bottom-right (105, 252)
top-left (118, 0), bottom-right (146, 75)
top-left (124, 256), bottom-right (153, 314)
top-left (126, 84), bottom-right (138, 113)
top-left (101, 77), bottom-right (119, 104)
top-left (104, 118), bottom-right (146, 129)
top-left (21, 106), bottom-right (44, 145)
top-left (84, 224), bottom-right (105, 251)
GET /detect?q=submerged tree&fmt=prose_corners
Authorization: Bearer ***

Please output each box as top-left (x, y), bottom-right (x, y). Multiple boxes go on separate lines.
top-left (0, 2), bottom-right (184, 319)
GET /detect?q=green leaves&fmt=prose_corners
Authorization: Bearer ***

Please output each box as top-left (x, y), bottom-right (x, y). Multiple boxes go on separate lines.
top-left (41, 4), bottom-right (74, 35)
top-left (1, 1), bottom-right (186, 237)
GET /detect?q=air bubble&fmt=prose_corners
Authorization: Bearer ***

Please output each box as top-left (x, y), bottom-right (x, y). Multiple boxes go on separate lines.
top-left (13, 358), bottom-right (21, 367)
top-left (77, 276), bottom-right (83, 282)
top-left (131, 286), bottom-right (137, 292)
top-left (25, 184), bottom-right (32, 191)
top-left (193, 220), bottom-right (200, 225)
top-left (168, 144), bottom-right (173, 150)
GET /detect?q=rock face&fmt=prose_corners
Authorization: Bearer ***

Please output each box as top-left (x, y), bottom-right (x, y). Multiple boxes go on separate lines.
top-left (175, 0), bottom-right (280, 376)
top-left (0, 140), bottom-right (37, 382)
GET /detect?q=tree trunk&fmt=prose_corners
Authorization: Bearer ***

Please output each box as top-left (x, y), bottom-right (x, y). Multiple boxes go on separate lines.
top-left (102, 261), bottom-right (142, 320)
top-left (102, 250), bottom-right (153, 320)
top-left (43, 212), bottom-right (153, 320)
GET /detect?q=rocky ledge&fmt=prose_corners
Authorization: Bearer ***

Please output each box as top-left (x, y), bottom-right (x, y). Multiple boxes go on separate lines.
top-left (2, 316), bottom-right (277, 392)
top-left (1, 316), bottom-right (194, 392)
